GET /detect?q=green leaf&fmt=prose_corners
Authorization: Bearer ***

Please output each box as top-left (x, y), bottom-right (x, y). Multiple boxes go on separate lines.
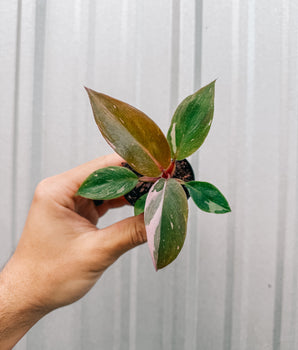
top-left (144, 178), bottom-right (188, 270)
top-left (85, 88), bottom-right (171, 177)
top-left (77, 166), bottom-right (139, 200)
top-left (134, 193), bottom-right (148, 216)
top-left (167, 80), bottom-right (215, 160)
top-left (184, 181), bottom-right (231, 214)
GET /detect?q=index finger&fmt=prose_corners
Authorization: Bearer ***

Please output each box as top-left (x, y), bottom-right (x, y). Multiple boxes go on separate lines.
top-left (58, 153), bottom-right (124, 195)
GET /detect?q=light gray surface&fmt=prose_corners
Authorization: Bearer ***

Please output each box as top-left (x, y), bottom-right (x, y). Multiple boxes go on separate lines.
top-left (1, 0), bottom-right (297, 349)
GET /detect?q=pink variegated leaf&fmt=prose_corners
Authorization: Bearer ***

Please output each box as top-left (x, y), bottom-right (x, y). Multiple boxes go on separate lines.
top-left (144, 178), bottom-right (188, 270)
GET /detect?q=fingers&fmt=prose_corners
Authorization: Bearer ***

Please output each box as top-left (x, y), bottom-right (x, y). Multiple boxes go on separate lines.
top-left (58, 153), bottom-right (124, 196)
top-left (96, 214), bottom-right (147, 262)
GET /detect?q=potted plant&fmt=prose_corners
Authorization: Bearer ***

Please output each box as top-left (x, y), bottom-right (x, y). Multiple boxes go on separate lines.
top-left (77, 81), bottom-right (231, 270)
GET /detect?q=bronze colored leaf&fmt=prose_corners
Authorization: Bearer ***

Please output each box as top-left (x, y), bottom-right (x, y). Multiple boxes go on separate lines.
top-left (86, 88), bottom-right (171, 177)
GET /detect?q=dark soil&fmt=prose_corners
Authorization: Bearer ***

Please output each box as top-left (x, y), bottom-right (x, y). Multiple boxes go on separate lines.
top-left (123, 159), bottom-right (195, 206)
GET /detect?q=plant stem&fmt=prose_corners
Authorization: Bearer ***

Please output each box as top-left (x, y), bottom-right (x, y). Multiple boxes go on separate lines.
top-left (138, 176), bottom-right (160, 183)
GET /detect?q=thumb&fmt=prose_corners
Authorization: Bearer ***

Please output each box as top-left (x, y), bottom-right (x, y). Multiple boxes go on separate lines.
top-left (99, 214), bottom-right (147, 260)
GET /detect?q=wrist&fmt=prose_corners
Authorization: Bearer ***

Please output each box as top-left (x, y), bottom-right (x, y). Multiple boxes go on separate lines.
top-left (0, 256), bottom-right (48, 349)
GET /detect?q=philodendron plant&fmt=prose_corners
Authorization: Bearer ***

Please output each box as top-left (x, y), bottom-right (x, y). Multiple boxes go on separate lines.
top-left (77, 81), bottom-right (231, 270)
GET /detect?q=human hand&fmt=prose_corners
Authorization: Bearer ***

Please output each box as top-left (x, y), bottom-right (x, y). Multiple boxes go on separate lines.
top-left (0, 154), bottom-right (146, 349)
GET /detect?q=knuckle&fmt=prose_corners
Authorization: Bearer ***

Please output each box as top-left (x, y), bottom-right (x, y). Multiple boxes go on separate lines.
top-left (129, 219), bottom-right (147, 247)
top-left (34, 177), bottom-right (54, 201)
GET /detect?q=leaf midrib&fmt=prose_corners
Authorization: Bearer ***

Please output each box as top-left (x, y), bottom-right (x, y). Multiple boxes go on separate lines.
top-left (101, 103), bottom-right (168, 174)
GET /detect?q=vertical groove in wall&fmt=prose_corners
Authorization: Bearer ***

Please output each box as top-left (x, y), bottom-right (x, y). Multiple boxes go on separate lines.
top-left (294, 66), bottom-right (298, 348)
top-left (85, 0), bottom-right (96, 88)
top-left (83, 0), bottom-right (96, 160)
top-left (245, 1), bottom-right (255, 175)
top-left (293, 18), bottom-right (298, 344)
top-left (223, 1), bottom-right (240, 349)
top-left (128, 250), bottom-right (138, 350)
top-left (292, 223), bottom-right (298, 346)
top-left (169, 0), bottom-right (180, 114)
top-left (242, 2), bottom-right (255, 349)
top-left (11, 0), bottom-right (22, 250)
top-left (30, 0), bottom-right (47, 195)
top-left (273, 1), bottom-right (290, 349)
top-left (113, 266), bottom-right (122, 350)
top-left (119, 0), bottom-right (129, 84)
top-left (194, 0), bottom-right (203, 91)
top-left (134, 2), bottom-right (142, 110)
top-left (70, 0), bottom-right (83, 167)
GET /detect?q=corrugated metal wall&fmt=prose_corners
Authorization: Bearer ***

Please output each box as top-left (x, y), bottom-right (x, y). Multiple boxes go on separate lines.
top-left (1, 1), bottom-right (297, 349)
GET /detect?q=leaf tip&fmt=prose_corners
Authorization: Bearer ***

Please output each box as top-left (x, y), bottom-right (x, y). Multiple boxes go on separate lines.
top-left (151, 253), bottom-right (158, 271)
top-left (206, 79), bottom-right (216, 92)
top-left (221, 201), bottom-right (232, 214)
top-left (84, 86), bottom-right (95, 98)
top-left (225, 206), bottom-right (232, 213)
